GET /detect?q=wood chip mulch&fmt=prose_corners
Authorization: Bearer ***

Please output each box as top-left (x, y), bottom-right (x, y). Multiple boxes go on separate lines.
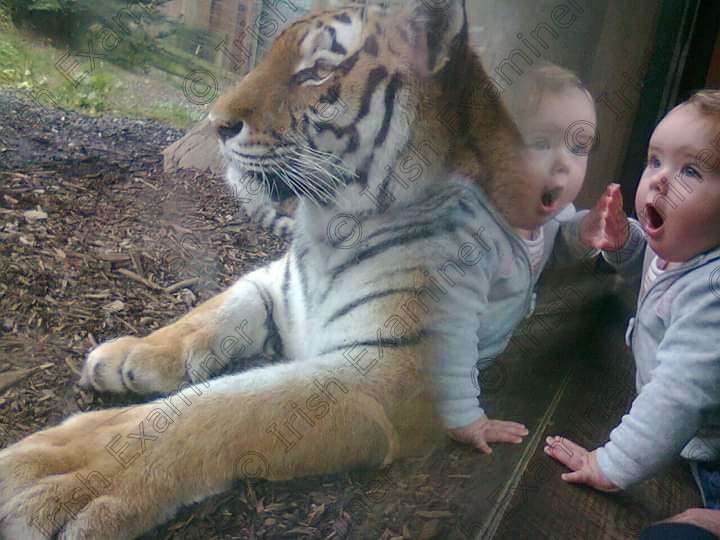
top-left (0, 91), bottom-right (463, 539)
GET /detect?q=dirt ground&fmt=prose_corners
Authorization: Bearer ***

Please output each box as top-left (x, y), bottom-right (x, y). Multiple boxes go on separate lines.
top-left (0, 91), bottom-right (480, 540)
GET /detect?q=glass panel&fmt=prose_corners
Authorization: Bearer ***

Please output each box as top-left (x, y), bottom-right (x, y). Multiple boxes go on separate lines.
top-left (161, 0), bottom-right (319, 90)
top-left (159, 0), bottom-right (662, 203)
top-left (1, 1), bottom-right (698, 538)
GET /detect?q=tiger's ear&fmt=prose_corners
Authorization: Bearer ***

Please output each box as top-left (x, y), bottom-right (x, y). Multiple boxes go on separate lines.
top-left (397, 0), bottom-right (468, 76)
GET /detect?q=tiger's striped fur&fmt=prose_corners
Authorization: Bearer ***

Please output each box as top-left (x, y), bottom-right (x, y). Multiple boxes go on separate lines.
top-left (0, 3), bottom-right (547, 539)
top-left (234, 175), bottom-right (296, 240)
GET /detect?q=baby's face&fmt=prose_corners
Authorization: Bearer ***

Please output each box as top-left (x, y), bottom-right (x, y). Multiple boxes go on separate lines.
top-left (635, 104), bottom-right (720, 262)
top-left (520, 86), bottom-right (595, 227)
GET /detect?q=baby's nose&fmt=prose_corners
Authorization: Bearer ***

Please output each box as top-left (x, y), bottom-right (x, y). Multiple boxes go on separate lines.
top-left (648, 171), bottom-right (669, 192)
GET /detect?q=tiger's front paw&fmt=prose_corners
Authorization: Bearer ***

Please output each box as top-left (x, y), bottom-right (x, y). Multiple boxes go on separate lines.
top-left (81, 335), bottom-right (187, 395)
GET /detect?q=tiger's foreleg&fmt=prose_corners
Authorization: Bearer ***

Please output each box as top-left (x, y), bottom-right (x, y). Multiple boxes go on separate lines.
top-left (80, 256), bottom-right (290, 394)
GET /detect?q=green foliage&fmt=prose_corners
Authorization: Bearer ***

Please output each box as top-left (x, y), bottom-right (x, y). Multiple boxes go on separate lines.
top-left (0, 3), bottom-right (12, 27)
top-left (23, 0), bottom-right (65, 12)
top-left (0, 22), bottom-right (112, 114)
top-left (9, 0), bottom-right (167, 19)
top-left (0, 28), bottom-right (39, 86)
top-left (7, 0), bottom-right (85, 21)
top-left (0, 0), bottom-right (220, 126)
top-left (140, 101), bottom-right (204, 128)
top-left (51, 72), bottom-right (113, 113)
top-left (6, 0), bottom-right (213, 80)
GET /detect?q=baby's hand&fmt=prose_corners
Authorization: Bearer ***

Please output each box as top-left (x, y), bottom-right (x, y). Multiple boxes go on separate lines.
top-left (544, 436), bottom-right (619, 492)
top-left (580, 183), bottom-right (629, 251)
top-left (449, 415), bottom-right (529, 454)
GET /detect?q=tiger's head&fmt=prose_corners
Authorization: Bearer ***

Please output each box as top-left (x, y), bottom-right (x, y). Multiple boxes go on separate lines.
top-left (209, 0), bottom-right (551, 230)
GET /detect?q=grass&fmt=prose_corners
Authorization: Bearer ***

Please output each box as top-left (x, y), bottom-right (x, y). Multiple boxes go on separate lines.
top-left (0, 6), bottom-right (210, 128)
top-left (0, 23), bottom-right (121, 115)
top-left (138, 101), bottom-right (205, 128)
top-left (0, 30), bottom-right (48, 86)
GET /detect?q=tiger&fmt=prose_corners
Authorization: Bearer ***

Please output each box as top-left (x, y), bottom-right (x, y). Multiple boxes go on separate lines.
top-left (234, 172), bottom-right (296, 241)
top-left (0, 1), bottom-right (555, 538)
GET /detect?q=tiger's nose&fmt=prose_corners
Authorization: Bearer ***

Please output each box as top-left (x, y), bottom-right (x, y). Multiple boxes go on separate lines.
top-left (209, 116), bottom-right (245, 142)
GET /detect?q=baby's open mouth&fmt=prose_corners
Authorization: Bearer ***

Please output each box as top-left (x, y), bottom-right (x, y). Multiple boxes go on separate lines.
top-left (541, 187), bottom-right (563, 211)
top-left (644, 204), bottom-right (665, 231)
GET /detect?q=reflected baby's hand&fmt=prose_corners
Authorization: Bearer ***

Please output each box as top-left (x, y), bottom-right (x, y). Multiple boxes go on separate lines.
top-left (449, 415), bottom-right (529, 454)
top-left (580, 183), bottom-right (630, 251)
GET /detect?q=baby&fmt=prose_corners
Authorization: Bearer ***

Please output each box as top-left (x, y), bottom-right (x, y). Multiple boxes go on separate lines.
top-left (545, 90), bottom-right (720, 507)
top-left (447, 64), bottom-right (631, 452)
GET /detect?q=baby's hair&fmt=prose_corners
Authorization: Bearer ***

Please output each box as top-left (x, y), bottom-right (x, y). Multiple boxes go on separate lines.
top-left (522, 63), bottom-right (589, 105)
top-left (684, 89), bottom-right (720, 125)
top-left (508, 63), bottom-right (593, 132)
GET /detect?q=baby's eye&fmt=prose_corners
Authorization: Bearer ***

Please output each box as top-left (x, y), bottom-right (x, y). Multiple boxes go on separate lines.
top-left (682, 165), bottom-right (702, 179)
top-left (527, 136), bottom-right (550, 151)
top-left (647, 155), bottom-right (661, 168)
top-left (569, 142), bottom-right (586, 155)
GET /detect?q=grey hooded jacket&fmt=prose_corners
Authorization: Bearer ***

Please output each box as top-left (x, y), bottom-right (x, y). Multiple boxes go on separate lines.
top-left (596, 235), bottom-right (720, 489)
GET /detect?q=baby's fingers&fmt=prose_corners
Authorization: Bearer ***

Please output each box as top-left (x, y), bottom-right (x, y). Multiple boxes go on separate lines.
top-left (486, 421), bottom-right (528, 443)
top-left (548, 436), bottom-right (588, 455)
top-left (471, 436), bottom-right (493, 454)
top-left (485, 430), bottom-right (525, 444)
top-left (488, 420), bottom-right (528, 434)
top-left (561, 468), bottom-right (593, 485)
top-left (607, 189), bottom-right (627, 220)
top-left (544, 436), bottom-right (587, 470)
top-left (608, 183), bottom-right (623, 205)
top-left (450, 427), bottom-right (494, 454)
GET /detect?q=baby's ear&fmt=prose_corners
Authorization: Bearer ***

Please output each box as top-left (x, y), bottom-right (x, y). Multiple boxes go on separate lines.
top-left (395, 0), bottom-right (468, 76)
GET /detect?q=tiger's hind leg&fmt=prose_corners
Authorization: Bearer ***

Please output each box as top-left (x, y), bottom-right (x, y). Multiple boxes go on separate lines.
top-left (0, 343), bottom-right (444, 540)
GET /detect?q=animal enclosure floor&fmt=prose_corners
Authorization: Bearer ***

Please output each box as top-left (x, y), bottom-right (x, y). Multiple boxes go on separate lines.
top-left (0, 92), bottom-right (701, 539)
